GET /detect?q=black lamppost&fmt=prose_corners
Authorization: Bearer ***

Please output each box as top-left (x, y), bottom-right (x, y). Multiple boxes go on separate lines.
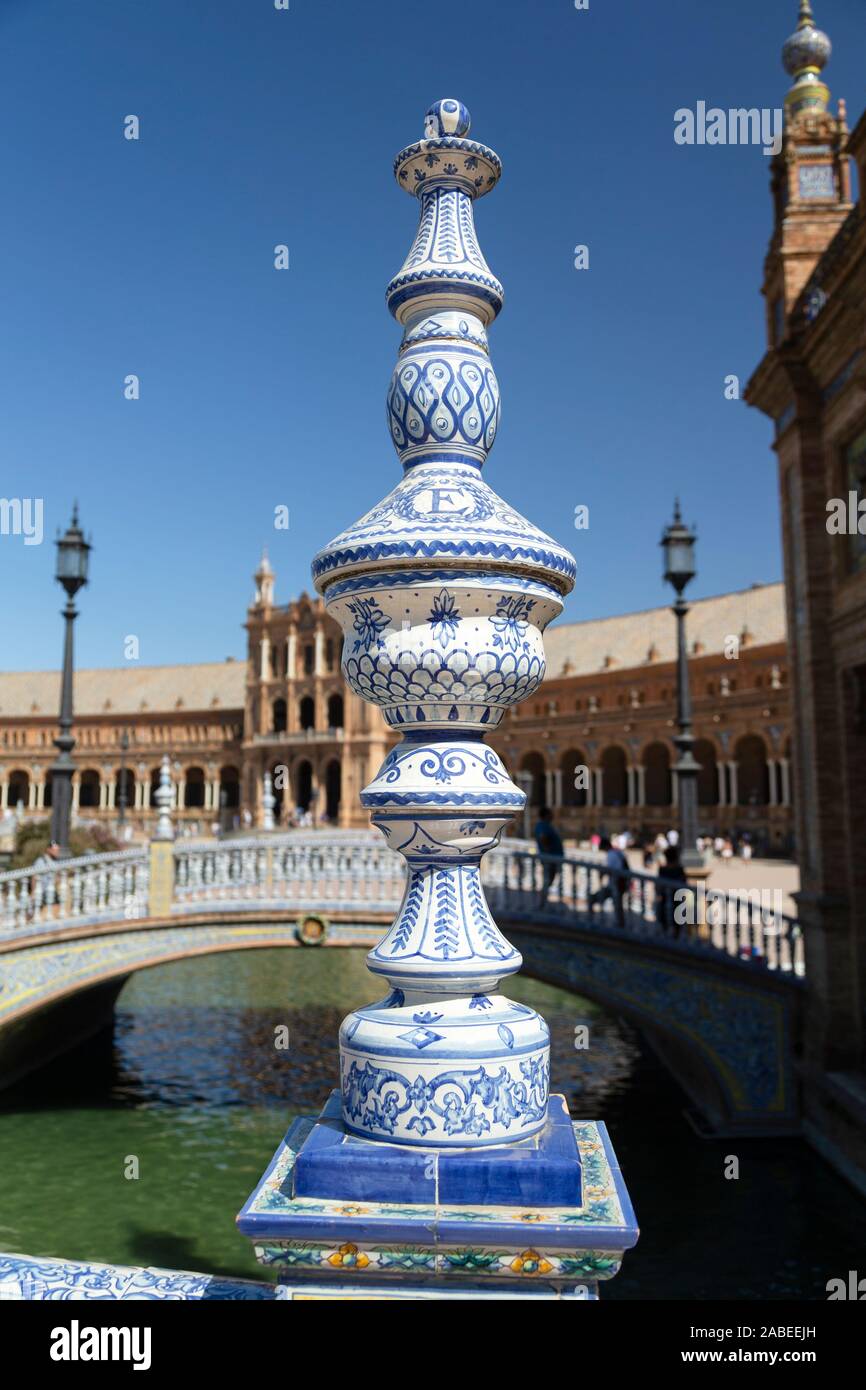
top-left (660, 501), bottom-right (703, 870)
top-left (49, 505), bottom-right (91, 855)
top-left (118, 728), bottom-right (131, 827)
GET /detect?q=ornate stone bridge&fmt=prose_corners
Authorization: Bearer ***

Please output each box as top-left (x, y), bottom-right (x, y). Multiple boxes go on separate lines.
top-left (0, 832), bottom-right (805, 1134)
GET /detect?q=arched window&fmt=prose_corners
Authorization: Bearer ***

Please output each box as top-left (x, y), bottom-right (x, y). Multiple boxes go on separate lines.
top-left (643, 742), bottom-right (672, 807)
top-left (79, 769), bottom-right (101, 809)
top-left (115, 767), bottom-right (136, 811)
top-left (299, 696), bottom-right (315, 730)
top-left (272, 698), bottom-right (287, 733)
top-left (325, 760), bottom-right (341, 821)
top-left (295, 760), bottom-right (313, 813)
top-left (735, 735), bottom-right (769, 806)
top-left (560, 748), bottom-right (588, 807)
top-left (600, 747), bottom-right (627, 806)
top-left (184, 767), bottom-right (206, 809)
top-left (219, 765), bottom-right (240, 809)
top-left (8, 769), bottom-right (30, 809)
top-left (327, 693), bottom-right (344, 729)
top-left (519, 752), bottom-right (546, 809)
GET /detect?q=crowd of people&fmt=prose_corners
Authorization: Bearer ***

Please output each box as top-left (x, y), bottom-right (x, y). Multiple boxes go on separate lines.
top-left (532, 809), bottom-right (758, 939)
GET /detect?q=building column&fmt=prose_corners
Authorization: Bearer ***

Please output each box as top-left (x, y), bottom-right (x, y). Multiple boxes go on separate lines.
top-left (72, 779), bottom-right (80, 811)
top-left (287, 631), bottom-right (297, 680)
top-left (768, 758), bottom-right (778, 806)
top-left (0, 780), bottom-right (7, 810)
top-left (637, 765), bottom-right (646, 805)
top-left (779, 757), bottom-right (790, 807)
top-left (552, 768), bottom-right (562, 808)
top-left (142, 777), bottom-right (151, 810)
top-left (210, 778), bottom-right (220, 812)
top-left (544, 770), bottom-right (554, 807)
top-left (314, 628), bottom-right (325, 677)
top-left (593, 769), bottom-right (603, 806)
top-left (728, 760), bottom-right (738, 807)
top-left (259, 636), bottom-right (270, 680)
top-left (107, 778), bottom-right (116, 810)
top-left (177, 773), bottom-right (186, 813)
top-left (671, 770), bottom-right (678, 808)
top-left (717, 762), bottom-right (726, 807)
top-left (35, 780), bottom-right (45, 810)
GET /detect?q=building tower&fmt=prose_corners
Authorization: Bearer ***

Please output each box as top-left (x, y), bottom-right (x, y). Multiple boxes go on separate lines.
top-left (762, 0), bottom-right (853, 345)
top-left (746, 2), bottom-right (866, 1192)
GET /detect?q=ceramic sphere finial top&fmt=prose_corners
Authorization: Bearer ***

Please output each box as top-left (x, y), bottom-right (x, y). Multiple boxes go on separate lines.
top-left (782, 0), bottom-right (831, 78)
top-left (782, 0), bottom-right (832, 116)
top-left (424, 99), bottom-right (471, 139)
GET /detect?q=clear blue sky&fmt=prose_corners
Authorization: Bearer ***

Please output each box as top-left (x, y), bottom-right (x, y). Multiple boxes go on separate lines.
top-left (0, 0), bottom-right (861, 672)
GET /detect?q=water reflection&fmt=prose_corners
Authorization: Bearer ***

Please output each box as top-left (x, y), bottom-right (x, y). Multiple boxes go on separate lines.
top-left (1, 946), bottom-right (864, 1298)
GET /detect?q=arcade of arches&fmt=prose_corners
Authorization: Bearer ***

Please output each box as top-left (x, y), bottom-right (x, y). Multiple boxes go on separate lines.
top-left (0, 569), bottom-right (792, 849)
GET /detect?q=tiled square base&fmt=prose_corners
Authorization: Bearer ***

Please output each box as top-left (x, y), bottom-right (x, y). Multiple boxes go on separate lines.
top-left (293, 1091), bottom-right (582, 1208)
top-left (237, 1093), bottom-right (638, 1297)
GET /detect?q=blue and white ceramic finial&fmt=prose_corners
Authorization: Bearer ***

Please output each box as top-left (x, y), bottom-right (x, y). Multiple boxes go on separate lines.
top-left (312, 100), bottom-right (575, 1147)
top-left (782, 0), bottom-right (832, 116)
top-left (424, 98), bottom-right (471, 139)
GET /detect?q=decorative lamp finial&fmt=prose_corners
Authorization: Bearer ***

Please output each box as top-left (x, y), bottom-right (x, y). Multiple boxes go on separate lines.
top-left (782, 0), bottom-right (832, 117)
top-left (424, 98), bottom-right (471, 139)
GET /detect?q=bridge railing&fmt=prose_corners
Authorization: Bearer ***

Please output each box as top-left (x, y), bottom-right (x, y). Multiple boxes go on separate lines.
top-left (0, 848), bottom-right (149, 935)
top-left (0, 837), bottom-right (805, 977)
top-left (484, 851), bottom-right (805, 976)
top-left (172, 837), bottom-right (407, 911)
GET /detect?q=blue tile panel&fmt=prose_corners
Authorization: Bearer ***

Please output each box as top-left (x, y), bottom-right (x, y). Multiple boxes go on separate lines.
top-left (293, 1091), bottom-right (582, 1208)
top-left (0, 1252), bottom-right (276, 1300)
top-left (237, 1093), bottom-right (638, 1288)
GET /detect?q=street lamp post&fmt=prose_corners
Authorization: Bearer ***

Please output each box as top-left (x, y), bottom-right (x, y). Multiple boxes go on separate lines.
top-left (49, 505), bottom-right (91, 856)
top-left (660, 500), bottom-right (704, 870)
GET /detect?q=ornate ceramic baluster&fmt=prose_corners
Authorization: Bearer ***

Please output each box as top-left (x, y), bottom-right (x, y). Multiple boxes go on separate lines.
top-left (154, 756), bottom-right (174, 842)
top-left (261, 772), bottom-right (276, 832)
top-left (313, 100), bottom-right (575, 1147)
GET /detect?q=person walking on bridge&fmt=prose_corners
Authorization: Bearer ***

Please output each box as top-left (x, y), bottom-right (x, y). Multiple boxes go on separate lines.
top-left (534, 805), bottom-right (564, 909)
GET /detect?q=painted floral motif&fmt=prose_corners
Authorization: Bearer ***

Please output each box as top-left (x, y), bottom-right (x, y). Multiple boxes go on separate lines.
top-left (347, 597), bottom-right (390, 653)
top-left (491, 594), bottom-right (535, 652)
top-left (510, 1249), bottom-right (553, 1276)
top-left (429, 589), bottom-right (461, 646)
top-left (342, 1056), bottom-right (549, 1140)
top-left (326, 1243), bottom-right (369, 1270)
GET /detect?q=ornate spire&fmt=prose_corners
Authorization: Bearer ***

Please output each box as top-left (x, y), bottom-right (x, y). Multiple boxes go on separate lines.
top-left (782, 0), bottom-right (832, 118)
top-left (253, 548), bottom-right (275, 608)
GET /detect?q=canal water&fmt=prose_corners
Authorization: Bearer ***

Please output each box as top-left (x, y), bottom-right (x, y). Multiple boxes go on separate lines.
top-left (1, 946), bottom-right (864, 1299)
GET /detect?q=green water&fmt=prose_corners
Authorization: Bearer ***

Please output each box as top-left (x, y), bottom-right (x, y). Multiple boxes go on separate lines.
top-left (1, 947), bottom-right (864, 1298)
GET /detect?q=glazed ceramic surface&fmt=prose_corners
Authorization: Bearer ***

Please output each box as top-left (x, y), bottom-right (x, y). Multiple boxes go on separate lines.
top-left (312, 101), bottom-right (575, 1146)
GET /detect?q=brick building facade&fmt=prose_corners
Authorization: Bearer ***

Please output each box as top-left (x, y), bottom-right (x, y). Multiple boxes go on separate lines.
top-left (745, 0), bottom-right (866, 1187)
top-left (0, 562), bottom-right (792, 851)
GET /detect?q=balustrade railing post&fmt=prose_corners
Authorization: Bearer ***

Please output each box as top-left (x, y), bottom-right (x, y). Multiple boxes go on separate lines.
top-left (149, 756), bottom-right (176, 918)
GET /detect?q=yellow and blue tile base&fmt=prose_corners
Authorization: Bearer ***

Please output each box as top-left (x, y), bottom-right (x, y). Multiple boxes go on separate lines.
top-left (237, 1092), bottom-right (638, 1298)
